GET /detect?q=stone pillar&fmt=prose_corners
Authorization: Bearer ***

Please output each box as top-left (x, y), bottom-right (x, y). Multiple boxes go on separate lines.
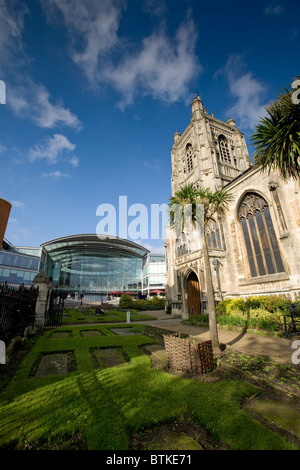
top-left (33, 271), bottom-right (52, 328)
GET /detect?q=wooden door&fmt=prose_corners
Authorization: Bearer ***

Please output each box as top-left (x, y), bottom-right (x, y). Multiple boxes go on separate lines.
top-left (187, 272), bottom-right (201, 315)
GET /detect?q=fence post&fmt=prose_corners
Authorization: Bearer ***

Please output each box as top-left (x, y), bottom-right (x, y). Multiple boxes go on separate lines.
top-left (33, 271), bottom-right (52, 329)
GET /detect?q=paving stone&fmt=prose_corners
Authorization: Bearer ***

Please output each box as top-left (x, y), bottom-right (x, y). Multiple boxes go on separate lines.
top-left (35, 353), bottom-right (69, 378)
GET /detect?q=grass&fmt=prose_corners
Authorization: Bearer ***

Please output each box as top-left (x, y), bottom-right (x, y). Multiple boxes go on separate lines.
top-left (61, 308), bottom-right (157, 324)
top-left (0, 323), bottom-right (297, 450)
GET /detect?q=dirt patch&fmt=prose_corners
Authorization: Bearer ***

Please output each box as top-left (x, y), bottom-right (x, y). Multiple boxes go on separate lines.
top-left (216, 350), bottom-right (300, 398)
top-left (131, 414), bottom-right (226, 450)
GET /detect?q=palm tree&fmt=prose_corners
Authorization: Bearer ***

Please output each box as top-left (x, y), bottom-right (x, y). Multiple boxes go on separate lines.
top-left (169, 183), bottom-right (233, 353)
top-left (251, 80), bottom-right (300, 180)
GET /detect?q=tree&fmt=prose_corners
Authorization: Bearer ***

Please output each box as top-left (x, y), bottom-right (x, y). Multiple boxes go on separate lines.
top-left (251, 78), bottom-right (300, 180)
top-left (169, 183), bottom-right (233, 353)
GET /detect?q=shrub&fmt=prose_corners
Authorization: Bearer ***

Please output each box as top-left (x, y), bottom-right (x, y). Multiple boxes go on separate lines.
top-left (217, 314), bottom-right (248, 328)
top-left (226, 298), bottom-right (246, 315)
top-left (185, 314), bottom-right (209, 326)
top-left (215, 295), bottom-right (289, 332)
top-left (119, 295), bottom-right (135, 309)
top-left (246, 295), bottom-right (291, 314)
top-left (215, 299), bottom-right (232, 316)
top-left (166, 303), bottom-right (172, 314)
top-left (247, 308), bottom-right (285, 331)
top-left (119, 295), bottom-right (165, 311)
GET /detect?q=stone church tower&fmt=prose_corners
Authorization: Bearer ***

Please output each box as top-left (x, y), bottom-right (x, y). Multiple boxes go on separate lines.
top-left (171, 95), bottom-right (252, 195)
top-left (165, 96), bottom-right (300, 318)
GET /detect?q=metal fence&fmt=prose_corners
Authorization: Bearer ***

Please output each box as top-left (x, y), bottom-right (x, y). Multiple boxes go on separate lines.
top-left (0, 282), bottom-right (39, 345)
top-left (44, 289), bottom-right (65, 328)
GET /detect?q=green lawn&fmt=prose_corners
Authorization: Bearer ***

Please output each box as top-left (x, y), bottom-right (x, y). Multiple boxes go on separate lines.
top-left (0, 324), bottom-right (296, 450)
top-left (61, 308), bottom-right (157, 324)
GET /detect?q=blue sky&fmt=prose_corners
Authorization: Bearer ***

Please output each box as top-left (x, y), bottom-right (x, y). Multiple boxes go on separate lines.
top-left (0, 0), bottom-right (299, 253)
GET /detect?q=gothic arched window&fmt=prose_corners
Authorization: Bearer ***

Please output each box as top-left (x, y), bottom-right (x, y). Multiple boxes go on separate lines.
top-left (206, 219), bottom-right (222, 249)
top-left (218, 135), bottom-right (231, 164)
top-left (186, 144), bottom-right (193, 173)
top-left (238, 193), bottom-right (285, 278)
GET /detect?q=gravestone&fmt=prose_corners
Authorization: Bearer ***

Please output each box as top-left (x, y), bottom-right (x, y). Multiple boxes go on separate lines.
top-left (93, 348), bottom-right (128, 368)
top-left (111, 328), bottom-right (141, 335)
top-left (81, 330), bottom-right (103, 337)
top-left (35, 353), bottom-right (69, 377)
top-left (51, 332), bottom-right (71, 339)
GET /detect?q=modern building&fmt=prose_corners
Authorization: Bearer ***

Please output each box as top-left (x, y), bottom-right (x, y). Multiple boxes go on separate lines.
top-left (41, 234), bottom-right (151, 302)
top-left (0, 239), bottom-right (42, 287)
top-left (0, 198), bottom-right (12, 248)
top-left (165, 96), bottom-right (300, 318)
top-left (142, 254), bottom-right (166, 296)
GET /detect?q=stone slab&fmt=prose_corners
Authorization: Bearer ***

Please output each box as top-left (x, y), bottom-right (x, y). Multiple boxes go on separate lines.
top-left (93, 348), bottom-right (128, 368)
top-left (142, 344), bottom-right (168, 370)
top-left (51, 332), bottom-right (71, 339)
top-left (81, 330), bottom-right (103, 337)
top-left (144, 432), bottom-right (203, 450)
top-left (248, 399), bottom-right (300, 438)
top-left (35, 353), bottom-right (69, 378)
top-left (111, 328), bottom-right (141, 335)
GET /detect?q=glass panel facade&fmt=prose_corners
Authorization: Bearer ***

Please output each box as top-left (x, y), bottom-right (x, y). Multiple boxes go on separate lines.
top-left (45, 250), bottom-right (143, 291)
top-left (0, 247), bottom-right (40, 286)
top-left (0, 252), bottom-right (39, 270)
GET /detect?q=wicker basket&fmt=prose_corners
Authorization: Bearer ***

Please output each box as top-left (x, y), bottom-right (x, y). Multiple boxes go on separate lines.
top-left (163, 334), bottom-right (215, 374)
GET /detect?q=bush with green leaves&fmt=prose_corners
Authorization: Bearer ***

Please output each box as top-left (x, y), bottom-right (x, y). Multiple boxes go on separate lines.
top-left (215, 299), bottom-right (232, 316)
top-left (226, 298), bottom-right (247, 315)
top-left (119, 295), bottom-right (165, 311)
top-left (119, 295), bottom-right (135, 310)
top-left (246, 295), bottom-right (291, 314)
top-left (214, 295), bottom-right (295, 333)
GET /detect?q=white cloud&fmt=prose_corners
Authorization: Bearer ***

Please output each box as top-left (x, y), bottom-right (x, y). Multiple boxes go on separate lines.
top-left (0, 144), bottom-right (7, 153)
top-left (69, 156), bottom-right (79, 167)
top-left (141, 242), bottom-right (165, 254)
top-left (29, 134), bottom-right (76, 165)
top-left (41, 0), bottom-right (125, 85)
top-left (0, 0), bottom-right (28, 75)
top-left (0, 0), bottom-right (81, 129)
top-left (265, 4), bottom-right (284, 15)
top-left (41, 1), bottom-right (201, 109)
top-left (107, 18), bottom-right (201, 110)
top-left (214, 54), bottom-right (269, 129)
top-left (144, 159), bottom-right (161, 171)
top-left (141, 0), bottom-right (166, 16)
top-left (41, 171), bottom-right (71, 179)
top-left (8, 82), bottom-right (82, 130)
top-left (11, 200), bottom-right (25, 209)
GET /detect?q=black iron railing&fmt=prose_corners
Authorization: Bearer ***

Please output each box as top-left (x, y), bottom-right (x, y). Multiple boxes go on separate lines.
top-left (0, 282), bottom-right (39, 345)
top-left (44, 289), bottom-right (65, 328)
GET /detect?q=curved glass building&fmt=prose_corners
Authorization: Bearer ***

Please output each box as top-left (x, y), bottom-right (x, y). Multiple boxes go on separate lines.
top-left (42, 234), bottom-right (149, 300)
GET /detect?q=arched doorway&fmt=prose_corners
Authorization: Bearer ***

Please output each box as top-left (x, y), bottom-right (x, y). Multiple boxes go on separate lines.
top-left (187, 271), bottom-right (201, 316)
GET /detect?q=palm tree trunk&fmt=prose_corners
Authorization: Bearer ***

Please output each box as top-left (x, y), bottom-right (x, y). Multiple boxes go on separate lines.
top-left (202, 234), bottom-right (222, 354)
